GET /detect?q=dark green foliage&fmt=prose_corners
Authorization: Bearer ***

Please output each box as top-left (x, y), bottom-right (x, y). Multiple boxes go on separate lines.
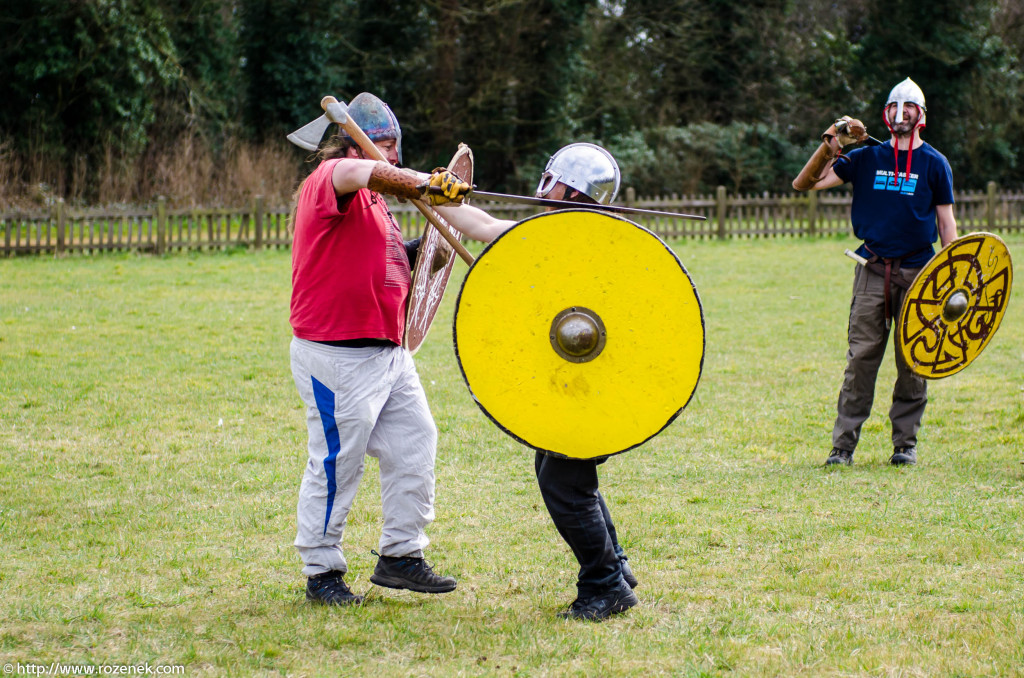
top-left (854, 0), bottom-right (1022, 188)
top-left (425, 0), bottom-right (595, 192)
top-left (1, 0), bottom-right (1023, 201)
top-left (0, 0), bottom-right (179, 157)
top-left (238, 0), bottom-right (354, 142)
top-left (156, 0), bottom-right (241, 144)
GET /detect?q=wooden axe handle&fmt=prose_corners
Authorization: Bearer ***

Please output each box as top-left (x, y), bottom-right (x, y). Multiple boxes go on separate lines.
top-left (321, 96), bottom-right (474, 266)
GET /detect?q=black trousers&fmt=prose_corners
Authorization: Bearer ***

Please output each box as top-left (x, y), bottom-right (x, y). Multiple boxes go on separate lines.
top-left (534, 452), bottom-right (624, 596)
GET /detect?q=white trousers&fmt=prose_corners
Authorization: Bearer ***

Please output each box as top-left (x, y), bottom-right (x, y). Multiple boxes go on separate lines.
top-left (290, 337), bottom-right (438, 576)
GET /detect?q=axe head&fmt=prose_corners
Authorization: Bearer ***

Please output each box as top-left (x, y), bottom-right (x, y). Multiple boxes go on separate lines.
top-left (286, 114), bottom-right (332, 151)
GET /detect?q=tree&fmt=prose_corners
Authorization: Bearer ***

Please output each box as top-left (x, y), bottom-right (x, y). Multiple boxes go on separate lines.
top-left (0, 0), bottom-right (181, 196)
top-left (430, 0), bottom-right (596, 192)
top-left (154, 0), bottom-right (241, 144)
top-left (238, 0), bottom-right (354, 143)
top-left (854, 0), bottom-right (1022, 188)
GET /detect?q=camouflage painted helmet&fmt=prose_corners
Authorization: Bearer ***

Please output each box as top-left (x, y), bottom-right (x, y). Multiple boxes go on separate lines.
top-left (342, 92), bottom-right (403, 164)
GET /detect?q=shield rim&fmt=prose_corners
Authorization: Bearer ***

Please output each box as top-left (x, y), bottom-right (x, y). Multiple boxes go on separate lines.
top-left (896, 231), bottom-right (1013, 379)
top-left (402, 144), bottom-right (473, 353)
top-left (452, 208), bottom-right (706, 460)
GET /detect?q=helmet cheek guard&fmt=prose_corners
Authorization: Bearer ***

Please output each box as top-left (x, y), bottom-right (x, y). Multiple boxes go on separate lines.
top-left (536, 143), bottom-right (621, 205)
top-left (535, 171), bottom-right (561, 199)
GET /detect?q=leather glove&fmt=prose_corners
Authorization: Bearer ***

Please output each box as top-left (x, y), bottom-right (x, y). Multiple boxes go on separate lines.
top-left (824, 116), bottom-right (868, 147)
top-left (423, 168), bottom-right (471, 206)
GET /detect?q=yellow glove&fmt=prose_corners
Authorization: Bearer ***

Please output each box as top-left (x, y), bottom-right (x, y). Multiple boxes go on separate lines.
top-left (424, 168), bottom-right (471, 206)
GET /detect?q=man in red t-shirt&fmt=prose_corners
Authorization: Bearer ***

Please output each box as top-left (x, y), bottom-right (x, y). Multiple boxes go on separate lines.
top-left (290, 93), bottom-right (508, 606)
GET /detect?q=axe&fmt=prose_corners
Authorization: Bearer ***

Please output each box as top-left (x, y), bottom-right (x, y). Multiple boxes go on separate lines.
top-left (293, 111), bottom-right (707, 221)
top-left (288, 96), bottom-right (475, 265)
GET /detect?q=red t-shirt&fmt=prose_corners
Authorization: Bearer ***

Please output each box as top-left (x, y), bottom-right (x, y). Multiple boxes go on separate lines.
top-left (290, 159), bottom-right (411, 343)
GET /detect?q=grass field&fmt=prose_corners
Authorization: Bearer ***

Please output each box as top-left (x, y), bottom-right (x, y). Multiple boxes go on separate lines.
top-left (1, 233), bottom-right (1022, 677)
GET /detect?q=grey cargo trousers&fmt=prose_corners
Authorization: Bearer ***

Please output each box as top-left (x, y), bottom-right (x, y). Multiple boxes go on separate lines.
top-left (832, 263), bottom-right (927, 452)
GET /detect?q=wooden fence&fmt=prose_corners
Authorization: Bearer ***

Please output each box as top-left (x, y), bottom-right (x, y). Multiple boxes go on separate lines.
top-left (2, 183), bottom-right (1023, 257)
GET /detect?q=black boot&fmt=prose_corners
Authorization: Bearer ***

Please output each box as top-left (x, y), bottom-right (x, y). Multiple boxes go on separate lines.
top-left (825, 448), bottom-right (854, 466)
top-left (369, 551), bottom-right (456, 594)
top-left (559, 579), bottom-right (638, 621)
top-left (306, 571), bottom-right (363, 606)
top-left (890, 446), bottom-right (917, 465)
top-left (620, 556), bottom-right (639, 589)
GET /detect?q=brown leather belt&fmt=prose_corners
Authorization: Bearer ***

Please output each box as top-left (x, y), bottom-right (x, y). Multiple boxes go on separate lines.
top-left (862, 249), bottom-right (909, 329)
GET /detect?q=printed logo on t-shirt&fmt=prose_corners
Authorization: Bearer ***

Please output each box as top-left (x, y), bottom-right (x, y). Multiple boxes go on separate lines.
top-left (370, 193), bottom-right (410, 288)
top-left (873, 170), bottom-right (918, 196)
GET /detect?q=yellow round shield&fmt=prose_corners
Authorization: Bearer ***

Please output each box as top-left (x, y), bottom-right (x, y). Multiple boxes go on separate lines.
top-left (898, 232), bottom-right (1013, 379)
top-left (454, 210), bottom-right (705, 459)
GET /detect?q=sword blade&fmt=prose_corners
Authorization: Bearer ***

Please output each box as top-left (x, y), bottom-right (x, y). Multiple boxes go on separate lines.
top-left (455, 189), bottom-right (707, 221)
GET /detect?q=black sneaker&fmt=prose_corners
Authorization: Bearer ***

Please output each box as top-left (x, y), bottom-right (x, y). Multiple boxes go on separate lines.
top-left (620, 557), bottom-right (639, 589)
top-left (890, 446), bottom-right (917, 465)
top-left (558, 580), bottom-right (638, 621)
top-left (306, 570), bottom-right (363, 606)
top-left (825, 448), bottom-right (854, 466)
top-left (369, 551), bottom-right (456, 594)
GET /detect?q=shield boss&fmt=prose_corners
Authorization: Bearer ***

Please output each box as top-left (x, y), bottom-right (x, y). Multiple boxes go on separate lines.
top-left (403, 143), bottom-right (473, 353)
top-left (898, 232), bottom-right (1013, 378)
top-left (454, 210), bottom-right (705, 459)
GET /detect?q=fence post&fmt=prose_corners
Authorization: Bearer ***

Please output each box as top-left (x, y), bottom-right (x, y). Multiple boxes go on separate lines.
top-left (625, 186), bottom-right (636, 208)
top-left (55, 201), bottom-right (66, 255)
top-left (716, 185), bottom-right (727, 239)
top-left (253, 195), bottom-right (264, 249)
top-left (986, 181), bottom-right (997, 232)
top-left (156, 196), bottom-right (167, 255)
top-left (807, 189), bottom-right (818, 237)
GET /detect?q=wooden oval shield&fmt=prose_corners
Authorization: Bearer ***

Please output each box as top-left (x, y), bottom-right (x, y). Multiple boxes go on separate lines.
top-left (403, 144), bottom-right (473, 353)
top-left (898, 232), bottom-right (1013, 378)
top-left (453, 210), bottom-right (705, 459)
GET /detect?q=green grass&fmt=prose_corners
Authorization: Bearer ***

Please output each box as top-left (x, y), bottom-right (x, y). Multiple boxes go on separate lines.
top-left (1, 234), bottom-right (1022, 677)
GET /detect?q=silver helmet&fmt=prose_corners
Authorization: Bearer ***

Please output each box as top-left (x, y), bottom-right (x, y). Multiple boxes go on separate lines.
top-left (885, 78), bottom-right (927, 124)
top-left (535, 143), bottom-right (621, 205)
top-left (342, 92), bottom-right (403, 164)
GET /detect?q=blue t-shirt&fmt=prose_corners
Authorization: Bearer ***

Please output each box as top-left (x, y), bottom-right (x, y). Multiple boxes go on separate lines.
top-left (833, 141), bottom-right (954, 267)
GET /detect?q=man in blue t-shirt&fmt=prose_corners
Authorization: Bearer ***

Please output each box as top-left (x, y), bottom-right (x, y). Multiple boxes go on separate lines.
top-left (792, 78), bottom-right (958, 467)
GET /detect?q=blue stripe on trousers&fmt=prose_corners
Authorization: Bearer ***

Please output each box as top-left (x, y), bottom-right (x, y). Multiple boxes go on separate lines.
top-left (311, 376), bottom-right (341, 537)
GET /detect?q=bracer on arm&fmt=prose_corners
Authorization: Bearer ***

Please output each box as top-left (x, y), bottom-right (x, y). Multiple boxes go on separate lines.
top-left (792, 116), bottom-right (867, 191)
top-left (366, 163), bottom-right (472, 205)
top-left (367, 162), bottom-right (424, 201)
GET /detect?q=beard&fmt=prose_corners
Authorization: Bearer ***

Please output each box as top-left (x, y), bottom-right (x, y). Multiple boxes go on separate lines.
top-left (890, 119), bottom-right (915, 136)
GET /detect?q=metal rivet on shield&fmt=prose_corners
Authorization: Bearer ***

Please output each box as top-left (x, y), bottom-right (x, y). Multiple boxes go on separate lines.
top-left (941, 289), bottom-right (970, 323)
top-left (549, 306), bottom-right (606, 363)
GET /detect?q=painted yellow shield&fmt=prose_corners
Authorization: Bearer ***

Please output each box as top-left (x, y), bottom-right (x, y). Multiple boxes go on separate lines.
top-left (898, 232), bottom-right (1013, 378)
top-left (454, 210), bottom-right (704, 459)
